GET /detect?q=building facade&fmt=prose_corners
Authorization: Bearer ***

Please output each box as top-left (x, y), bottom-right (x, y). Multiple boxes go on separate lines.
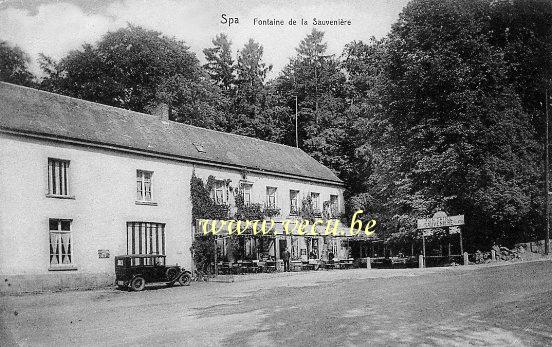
top-left (0, 82), bottom-right (344, 292)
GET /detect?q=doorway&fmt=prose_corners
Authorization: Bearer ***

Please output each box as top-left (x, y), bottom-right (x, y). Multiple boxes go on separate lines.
top-left (279, 239), bottom-right (287, 259)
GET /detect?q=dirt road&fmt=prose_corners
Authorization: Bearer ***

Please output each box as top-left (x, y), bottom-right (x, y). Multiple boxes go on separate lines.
top-left (2, 261), bottom-right (552, 346)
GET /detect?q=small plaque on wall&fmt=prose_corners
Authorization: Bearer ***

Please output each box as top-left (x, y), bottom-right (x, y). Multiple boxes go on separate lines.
top-left (98, 250), bottom-right (110, 258)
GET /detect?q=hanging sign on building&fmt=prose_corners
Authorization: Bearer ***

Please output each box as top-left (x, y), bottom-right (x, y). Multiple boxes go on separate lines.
top-left (98, 249), bottom-right (110, 258)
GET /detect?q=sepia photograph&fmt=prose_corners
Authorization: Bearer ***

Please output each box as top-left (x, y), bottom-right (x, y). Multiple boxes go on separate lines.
top-left (0, 0), bottom-right (551, 345)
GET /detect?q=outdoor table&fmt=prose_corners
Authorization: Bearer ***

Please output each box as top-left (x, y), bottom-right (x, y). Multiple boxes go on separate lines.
top-left (340, 259), bottom-right (354, 269)
top-left (241, 260), bottom-right (253, 273)
top-left (290, 260), bottom-right (302, 271)
top-left (308, 259), bottom-right (321, 270)
top-left (324, 261), bottom-right (335, 270)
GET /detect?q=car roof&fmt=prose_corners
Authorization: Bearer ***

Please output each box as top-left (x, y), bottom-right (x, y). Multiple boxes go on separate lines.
top-left (115, 254), bottom-right (166, 258)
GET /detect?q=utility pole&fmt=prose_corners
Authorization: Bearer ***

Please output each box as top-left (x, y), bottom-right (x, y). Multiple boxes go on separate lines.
top-left (295, 95), bottom-right (299, 148)
top-left (546, 84), bottom-right (550, 255)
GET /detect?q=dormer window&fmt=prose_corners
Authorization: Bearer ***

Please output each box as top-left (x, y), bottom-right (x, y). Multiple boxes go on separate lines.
top-left (193, 143), bottom-right (206, 153)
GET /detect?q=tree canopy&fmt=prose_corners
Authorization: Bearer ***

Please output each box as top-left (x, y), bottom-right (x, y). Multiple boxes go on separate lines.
top-left (348, 0), bottom-right (549, 249)
top-left (1, 0), bottom-right (551, 250)
top-left (203, 33), bottom-right (236, 93)
top-left (0, 41), bottom-right (34, 86)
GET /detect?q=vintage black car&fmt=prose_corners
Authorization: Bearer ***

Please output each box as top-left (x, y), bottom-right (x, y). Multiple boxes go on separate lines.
top-left (115, 254), bottom-right (192, 291)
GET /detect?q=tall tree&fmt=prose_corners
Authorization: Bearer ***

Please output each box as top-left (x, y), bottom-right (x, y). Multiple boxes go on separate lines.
top-left (338, 39), bottom-right (388, 197)
top-left (229, 39), bottom-right (286, 141)
top-left (356, 0), bottom-right (542, 249)
top-left (278, 29), bottom-right (344, 114)
top-left (39, 25), bottom-right (207, 114)
top-left (0, 41), bottom-right (34, 86)
top-left (203, 34), bottom-right (236, 92)
top-left (276, 29), bottom-right (347, 166)
top-left (236, 39), bottom-right (271, 91)
top-left (487, 0), bottom-right (552, 134)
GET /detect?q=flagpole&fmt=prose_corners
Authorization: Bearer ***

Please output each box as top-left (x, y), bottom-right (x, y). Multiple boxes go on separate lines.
top-left (546, 84), bottom-right (550, 255)
top-left (295, 95), bottom-right (299, 148)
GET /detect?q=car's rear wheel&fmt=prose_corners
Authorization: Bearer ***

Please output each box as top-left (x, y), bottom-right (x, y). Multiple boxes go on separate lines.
top-left (130, 276), bottom-right (146, 291)
top-left (178, 273), bottom-right (191, 286)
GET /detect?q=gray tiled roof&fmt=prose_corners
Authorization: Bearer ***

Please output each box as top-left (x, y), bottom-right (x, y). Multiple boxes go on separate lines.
top-left (0, 82), bottom-right (342, 185)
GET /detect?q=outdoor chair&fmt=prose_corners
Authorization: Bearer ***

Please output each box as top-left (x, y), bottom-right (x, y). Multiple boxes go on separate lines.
top-left (228, 262), bottom-right (240, 275)
top-left (265, 261), bottom-right (277, 272)
top-left (218, 262), bottom-right (229, 275)
top-left (301, 261), bottom-right (311, 271)
top-left (257, 261), bottom-right (266, 273)
top-left (250, 261), bottom-right (260, 273)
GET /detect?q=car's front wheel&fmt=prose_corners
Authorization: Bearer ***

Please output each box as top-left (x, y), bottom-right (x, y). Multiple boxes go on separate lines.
top-left (178, 273), bottom-right (191, 286)
top-left (130, 276), bottom-right (146, 291)
top-left (166, 267), bottom-right (180, 282)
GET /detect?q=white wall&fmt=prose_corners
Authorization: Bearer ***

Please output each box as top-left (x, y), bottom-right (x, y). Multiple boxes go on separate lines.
top-left (0, 134), bottom-right (193, 275)
top-left (0, 133), bottom-right (344, 276)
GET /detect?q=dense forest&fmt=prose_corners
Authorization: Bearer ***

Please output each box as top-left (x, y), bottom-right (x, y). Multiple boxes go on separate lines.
top-left (1, 0), bottom-right (551, 251)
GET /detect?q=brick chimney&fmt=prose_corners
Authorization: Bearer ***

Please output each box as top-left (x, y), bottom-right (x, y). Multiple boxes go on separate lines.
top-left (152, 103), bottom-right (170, 121)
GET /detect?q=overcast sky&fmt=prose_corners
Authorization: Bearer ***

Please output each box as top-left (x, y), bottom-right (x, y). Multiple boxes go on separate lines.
top-left (0, 0), bottom-right (409, 78)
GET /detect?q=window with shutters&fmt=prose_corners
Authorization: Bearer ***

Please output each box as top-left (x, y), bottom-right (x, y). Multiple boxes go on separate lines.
top-left (49, 219), bottom-right (75, 270)
top-left (330, 194), bottom-right (339, 217)
top-left (47, 158), bottom-right (72, 198)
top-left (241, 183), bottom-right (253, 205)
top-left (311, 192), bottom-right (320, 214)
top-left (126, 222), bottom-right (166, 261)
top-left (212, 181), bottom-right (226, 205)
top-left (266, 187), bottom-right (277, 208)
top-left (290, 190), bottom-right (299, 215)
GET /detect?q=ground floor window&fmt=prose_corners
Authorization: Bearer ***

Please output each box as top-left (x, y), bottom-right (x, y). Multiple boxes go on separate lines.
top-left (49, 219), bottom-right (72, 267)
top-left (311, 238), bottom-right (319, 258)
top-left (330, 239), bottom-right (339, 257)
top-left (127, 222), bottom-right (165, 256)
top-left (291, 237), bottom-right (300, 259)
